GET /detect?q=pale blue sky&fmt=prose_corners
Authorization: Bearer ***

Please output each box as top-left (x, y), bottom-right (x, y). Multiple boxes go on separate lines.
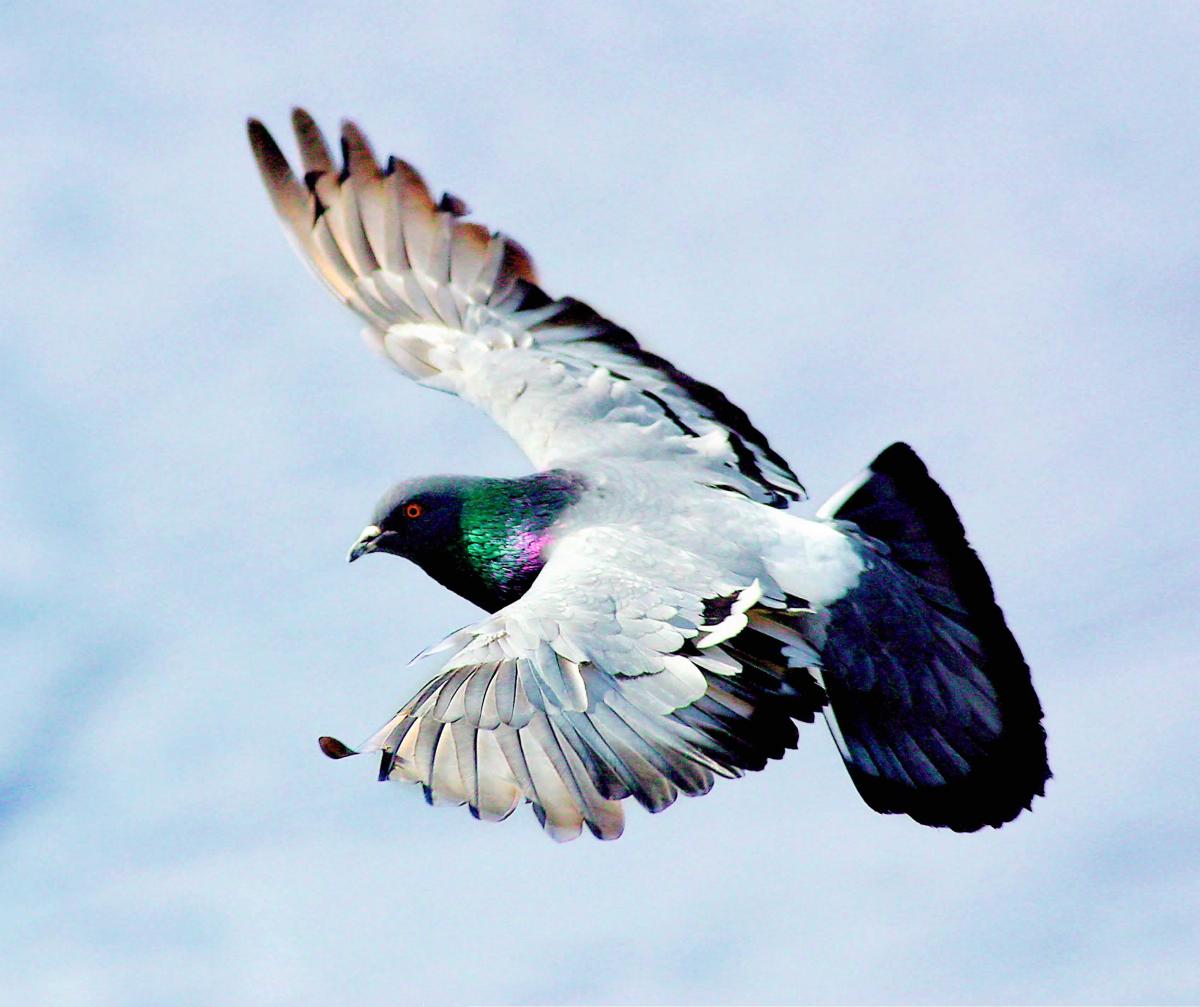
top-left (2, 3), bottom-right (1198, 1004)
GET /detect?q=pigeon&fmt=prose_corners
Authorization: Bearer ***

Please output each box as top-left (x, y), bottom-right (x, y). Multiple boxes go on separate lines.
top-left (247, 110), bottom-right (1050, 842)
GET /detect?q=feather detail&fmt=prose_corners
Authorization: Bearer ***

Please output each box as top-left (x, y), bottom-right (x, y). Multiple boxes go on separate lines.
top-left (247, 112), bottom-right (805, 506)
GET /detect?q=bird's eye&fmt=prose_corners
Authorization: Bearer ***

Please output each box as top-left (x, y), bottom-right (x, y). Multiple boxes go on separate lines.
top-left (403, 502), bottom-right (424, 519)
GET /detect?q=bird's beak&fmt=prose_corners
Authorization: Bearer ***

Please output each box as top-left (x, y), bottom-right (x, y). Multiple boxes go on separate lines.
top-left (347, 524), bottom-right (383, 563)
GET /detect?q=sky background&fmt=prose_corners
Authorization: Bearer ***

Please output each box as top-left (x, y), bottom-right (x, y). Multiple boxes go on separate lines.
top-left (2, 3), bottom-right (1198, 1004)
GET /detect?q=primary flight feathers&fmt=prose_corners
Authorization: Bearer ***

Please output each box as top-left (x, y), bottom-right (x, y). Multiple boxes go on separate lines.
top-left (246, 110), bottom-right (803, 509)
top-left (248, 110), bottom-right (1049, 841)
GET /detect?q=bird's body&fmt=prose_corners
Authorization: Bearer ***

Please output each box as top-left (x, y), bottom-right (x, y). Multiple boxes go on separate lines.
top-left (248, 110), bottom-right (1050, 841)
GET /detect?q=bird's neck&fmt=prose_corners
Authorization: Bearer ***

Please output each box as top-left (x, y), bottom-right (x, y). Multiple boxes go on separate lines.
top-left (437, 472), bottom-right (584, 611)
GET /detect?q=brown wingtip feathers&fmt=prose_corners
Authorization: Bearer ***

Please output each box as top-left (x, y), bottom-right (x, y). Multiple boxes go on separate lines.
top-left (246, 110), bottom-right (547, 357)
top-left (290, 107), bottom-right (335, 175)
top-left (438, 192), bottom-right (470, 217)
top-left (246, 117), bottom-right (285, 170)
top-left (340, 119), bottom-right (381, 179)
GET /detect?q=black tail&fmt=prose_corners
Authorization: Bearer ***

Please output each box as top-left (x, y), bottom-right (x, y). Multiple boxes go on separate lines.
top-left (817, 443), bottom-right (1049, 831)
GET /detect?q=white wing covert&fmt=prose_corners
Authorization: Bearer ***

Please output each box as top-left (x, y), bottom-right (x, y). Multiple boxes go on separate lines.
top-left (247, 110), bottom-right (804, 507)
top-left (320, 527), bottom-right (829, 841)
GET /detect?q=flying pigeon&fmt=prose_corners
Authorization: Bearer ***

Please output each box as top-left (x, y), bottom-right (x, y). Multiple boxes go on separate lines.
top-left (247, 110), bottom-right (1050, 841)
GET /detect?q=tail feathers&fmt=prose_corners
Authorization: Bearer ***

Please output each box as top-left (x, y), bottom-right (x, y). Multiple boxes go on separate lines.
top-left (817, 443), bottom-right (1050, 831)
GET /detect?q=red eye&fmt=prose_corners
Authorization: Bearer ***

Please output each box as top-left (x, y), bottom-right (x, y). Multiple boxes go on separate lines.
top-left (403, 502), bottom-right (424, 519)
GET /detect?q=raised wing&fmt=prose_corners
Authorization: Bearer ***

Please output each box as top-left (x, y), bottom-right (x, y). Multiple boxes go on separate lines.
top-left (247, 110), bottom-right (804, 507)
top-left (319, 526), bottom-right (828, 841)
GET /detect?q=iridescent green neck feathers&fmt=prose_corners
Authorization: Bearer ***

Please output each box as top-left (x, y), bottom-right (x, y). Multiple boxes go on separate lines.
top-left (361, 471), bottom-right (584, 611)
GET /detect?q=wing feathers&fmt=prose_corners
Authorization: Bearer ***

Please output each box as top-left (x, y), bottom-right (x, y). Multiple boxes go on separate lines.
top-left (474, 730), bottom-right (523, 821)
top-left (291, 107), bottom-right (335, 176)
top-left (327, 610), bottom-right (823, 840)
top-left (340, 120), bottom-right (381, 180)
top-left (464, 662), bottom-right (500, 728)
top-left (314, 520), bottom-right (838, 840)
top-left (248, 111), bottom-right (805, 506)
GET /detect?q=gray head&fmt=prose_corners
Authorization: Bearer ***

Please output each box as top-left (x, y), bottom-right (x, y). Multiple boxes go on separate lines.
top-left (347, 476), bottom-right (472, 566)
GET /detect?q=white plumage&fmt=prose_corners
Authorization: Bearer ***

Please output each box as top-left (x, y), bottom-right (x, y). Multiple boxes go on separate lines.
top-left (250, 111), bottom-right (803, 508)
top-left (249, 111), bottom-right (1050, 841)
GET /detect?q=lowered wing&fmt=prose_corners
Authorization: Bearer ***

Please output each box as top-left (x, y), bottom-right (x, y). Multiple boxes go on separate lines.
top-left (247, 110), bottom-right (803, 507)
top-left (320, 526), bottom-right (828, 841)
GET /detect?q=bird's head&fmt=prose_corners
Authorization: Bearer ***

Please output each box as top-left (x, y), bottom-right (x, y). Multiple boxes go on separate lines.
top-left (346, 470), bottom-right (583, 611)
top-left (347, 476), bottom-right (468, 565)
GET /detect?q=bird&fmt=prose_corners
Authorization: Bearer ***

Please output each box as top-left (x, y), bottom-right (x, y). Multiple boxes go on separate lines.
top-left (246, 109), bottom-right (1050, 842)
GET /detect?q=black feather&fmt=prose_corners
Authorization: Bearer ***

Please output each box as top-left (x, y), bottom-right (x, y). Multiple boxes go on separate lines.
top-left (820, 443), bottom-right (1050, 831)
